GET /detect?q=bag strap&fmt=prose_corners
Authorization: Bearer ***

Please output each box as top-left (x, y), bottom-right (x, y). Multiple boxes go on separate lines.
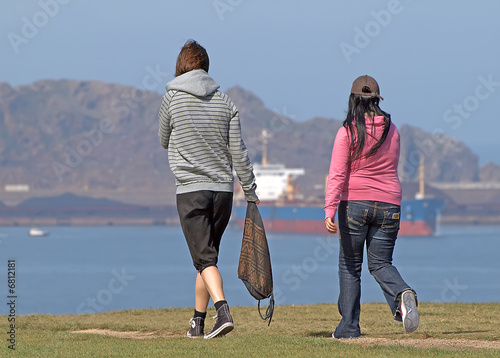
top-left (257, 293), bottom-right (275, 326)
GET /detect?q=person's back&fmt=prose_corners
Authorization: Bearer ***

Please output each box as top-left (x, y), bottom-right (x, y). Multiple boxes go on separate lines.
top-left (329, 115), bottom-right (401, 209)
top-left (161, 70), bottom-right (233, 189)
top-left (159, 68), bottom-right (256, 200)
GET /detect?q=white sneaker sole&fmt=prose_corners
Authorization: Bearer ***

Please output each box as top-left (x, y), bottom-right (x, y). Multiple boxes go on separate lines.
top-left (401, 290), bottom-right (419, 333)
top-left (204, 322), bottom-right (234, 339)
top-left (187, 331), bottom-right (203, 338)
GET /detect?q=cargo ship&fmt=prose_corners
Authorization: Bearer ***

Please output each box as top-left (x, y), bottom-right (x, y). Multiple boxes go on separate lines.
top-left (233, 132), bottom-right (442, 236)
top-left (234, 197), bottom-right (442, 236)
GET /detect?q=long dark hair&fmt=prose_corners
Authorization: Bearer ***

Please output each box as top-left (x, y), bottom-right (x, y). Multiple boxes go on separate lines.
top-left (343, 90), bottom-right (391, 164)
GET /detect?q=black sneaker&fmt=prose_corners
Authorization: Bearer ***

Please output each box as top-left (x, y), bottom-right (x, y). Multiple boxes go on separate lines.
top-left (187, 317), bottom-right (204, 338)
top-left (400, 289), bottom-right (419, 333)
top-left (204, 303), bottom-right (234, 339)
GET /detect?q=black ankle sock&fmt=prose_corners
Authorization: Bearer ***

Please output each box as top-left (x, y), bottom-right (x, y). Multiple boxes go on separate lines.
top-left (194, 310), bottom-right (206, 319)
top-left (214, 300), bottom-right (227, 311)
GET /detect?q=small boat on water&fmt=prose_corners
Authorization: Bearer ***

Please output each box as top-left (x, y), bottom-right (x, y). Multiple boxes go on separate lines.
top-left (28, 228), bottom-right (49, 237)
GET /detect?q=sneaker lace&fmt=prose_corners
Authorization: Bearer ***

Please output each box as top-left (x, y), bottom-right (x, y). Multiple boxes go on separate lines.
top-left (189, 318), bottom-right (197, 328)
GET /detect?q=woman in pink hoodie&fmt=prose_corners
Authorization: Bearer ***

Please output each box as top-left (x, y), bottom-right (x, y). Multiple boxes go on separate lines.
top-left (324, 75), bottom-right (419, 338)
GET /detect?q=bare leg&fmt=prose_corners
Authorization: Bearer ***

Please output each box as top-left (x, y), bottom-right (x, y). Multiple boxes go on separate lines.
top-left (195, 272), bottom-right (210, 313)
top-left (200, 265), bottom-right (234, 339)
top-left (200, 266), bottom-right (225, 303)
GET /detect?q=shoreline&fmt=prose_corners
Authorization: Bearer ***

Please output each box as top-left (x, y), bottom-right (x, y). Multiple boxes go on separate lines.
top-left (0, 215), bottom-right (499, 227)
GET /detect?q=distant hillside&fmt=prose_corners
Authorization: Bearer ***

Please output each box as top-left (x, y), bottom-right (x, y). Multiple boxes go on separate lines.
top-left (479, 162), bottom-right (500, 182)
top-left (18, 192), bottom-right (127, 207)
top-left (0, 79), bottom-right (488, 204)
top-left (0, 80), bottom-right (173, 195)
top-left (398, 125), bottom-right (479, 182)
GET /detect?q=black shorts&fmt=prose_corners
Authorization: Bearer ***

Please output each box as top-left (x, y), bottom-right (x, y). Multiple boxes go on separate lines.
top-left (176, 190), bottom-right (233, 272)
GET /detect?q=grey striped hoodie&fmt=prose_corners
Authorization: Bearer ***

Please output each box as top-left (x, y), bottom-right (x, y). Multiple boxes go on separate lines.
top-left (158, 69), bottom-right (258, 202)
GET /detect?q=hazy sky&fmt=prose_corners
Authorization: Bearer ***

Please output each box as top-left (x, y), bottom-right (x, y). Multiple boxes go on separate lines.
top-left (2, 0), bottom-right (499, 165)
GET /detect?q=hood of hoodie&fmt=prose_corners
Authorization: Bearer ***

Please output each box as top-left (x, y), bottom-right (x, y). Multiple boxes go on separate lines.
top-left (165, 69), bottom-right (220, 97)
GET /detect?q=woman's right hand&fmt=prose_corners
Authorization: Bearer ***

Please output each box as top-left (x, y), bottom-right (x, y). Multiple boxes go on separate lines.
top-left (324, 217), bottom-right (338, 234)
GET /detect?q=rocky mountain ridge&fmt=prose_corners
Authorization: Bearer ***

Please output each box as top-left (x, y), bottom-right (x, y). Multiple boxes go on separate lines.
top-left (0, 79), bottom-right (498, 205)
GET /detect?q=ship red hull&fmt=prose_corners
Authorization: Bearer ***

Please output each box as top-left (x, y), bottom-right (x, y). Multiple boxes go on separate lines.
top-left (234, 218), bottom-right (435, 236)
top-left (235, 218), bottom-right (326, 234)
top-left (398, 220), bottom-right (435, 236)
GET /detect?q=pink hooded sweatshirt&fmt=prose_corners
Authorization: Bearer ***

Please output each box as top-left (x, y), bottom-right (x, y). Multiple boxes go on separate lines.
top-left (324, 116), bottom-right (402, 220)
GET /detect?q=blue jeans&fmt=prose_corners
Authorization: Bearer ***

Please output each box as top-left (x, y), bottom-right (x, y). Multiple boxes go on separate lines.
top-left (334, 200), bottom-right (414, 338)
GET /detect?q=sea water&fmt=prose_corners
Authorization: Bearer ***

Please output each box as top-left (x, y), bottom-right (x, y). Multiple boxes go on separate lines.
top-left (0, 224), bottom-right (498, 315)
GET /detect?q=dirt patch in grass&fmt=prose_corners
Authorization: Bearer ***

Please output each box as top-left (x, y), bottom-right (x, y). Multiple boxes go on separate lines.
top-left (72, 329), bottom-right (500, 351)
top-left (339, 337), bottom-right (500, 351)
top-left (72, 329), bottom-right (184, 339)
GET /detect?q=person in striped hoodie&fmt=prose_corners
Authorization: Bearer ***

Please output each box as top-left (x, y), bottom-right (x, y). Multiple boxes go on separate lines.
top-left (158, 40), bottom-right (259, 339)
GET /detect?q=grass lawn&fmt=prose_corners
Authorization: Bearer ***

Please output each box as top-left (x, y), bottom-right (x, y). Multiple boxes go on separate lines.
top-left (2, 302), bottom-right (499, 357)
